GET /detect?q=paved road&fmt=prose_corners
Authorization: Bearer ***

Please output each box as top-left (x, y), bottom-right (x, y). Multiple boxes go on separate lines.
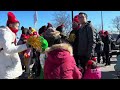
top-left (97, 55), bottom-right (118, 79)
top-left (19, 55), bottom-right (118, 79)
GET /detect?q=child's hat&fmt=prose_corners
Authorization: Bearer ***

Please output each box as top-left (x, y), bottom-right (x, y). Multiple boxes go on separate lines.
top-left (92, 57), bottom-right (97, 62)
top-left (87, 60), bottom-right (93, 65)
top-left (47, 22), bottom-right (53, 28)
top-left (56, 24), bottom-right (64, 32)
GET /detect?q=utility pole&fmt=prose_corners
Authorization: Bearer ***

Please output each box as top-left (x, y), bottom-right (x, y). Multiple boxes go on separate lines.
top-left (101, 11), bottom-right (104, 31)
top-left (72, 11), bottom-right (73, 22)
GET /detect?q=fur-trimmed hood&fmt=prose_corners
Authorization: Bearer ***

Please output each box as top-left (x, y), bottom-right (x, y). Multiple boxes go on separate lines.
top-left (45, 43), bottom-right (73, 65)
top-left (45, 43), bottom-right (73, 56)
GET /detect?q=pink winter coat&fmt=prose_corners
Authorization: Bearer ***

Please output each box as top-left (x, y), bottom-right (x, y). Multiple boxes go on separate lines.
top-left (44, 43), bottom-right (82, 79)
top-left (83, 67), bottom-right (101, 79)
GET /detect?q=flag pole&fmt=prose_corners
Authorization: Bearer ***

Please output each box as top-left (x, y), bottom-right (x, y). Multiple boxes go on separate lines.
top-left (34, 22), bottom-right (36, 29)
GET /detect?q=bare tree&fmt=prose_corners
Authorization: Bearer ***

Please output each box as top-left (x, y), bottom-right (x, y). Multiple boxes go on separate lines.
top-left (94, 24), bottom-right (102, 32)
top-left (108, 26), bottom-right (118, 34)
top-left (112, 16), bottom-right (120, 34)
top-left (52, 11), bottom-right (72, 35)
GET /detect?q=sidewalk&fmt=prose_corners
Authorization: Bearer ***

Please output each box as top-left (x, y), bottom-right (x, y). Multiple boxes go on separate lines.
top-left (97, 56), bottom-right (118, 79)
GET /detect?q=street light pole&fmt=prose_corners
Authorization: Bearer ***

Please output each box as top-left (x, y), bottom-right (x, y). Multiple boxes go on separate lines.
top-left (72, 11), bottom-right (73, 22)
top-left (101, 11), bottom-right (104, 31)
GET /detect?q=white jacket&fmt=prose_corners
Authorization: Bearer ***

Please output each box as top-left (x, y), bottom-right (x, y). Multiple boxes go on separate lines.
top-left (0, 26), bottom-right (27, 79)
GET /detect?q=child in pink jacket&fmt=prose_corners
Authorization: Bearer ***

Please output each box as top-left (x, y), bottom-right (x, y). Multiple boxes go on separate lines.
top-left (83, 59), bottom-right (101, 79)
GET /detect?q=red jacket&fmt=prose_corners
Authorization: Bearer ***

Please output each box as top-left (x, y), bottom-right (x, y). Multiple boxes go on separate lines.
top-left (44, 43), bottom-right (82, 79)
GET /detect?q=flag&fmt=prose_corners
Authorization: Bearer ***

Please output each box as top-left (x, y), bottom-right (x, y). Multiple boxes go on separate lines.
top-left (34, 11), bottom-right (38, 27)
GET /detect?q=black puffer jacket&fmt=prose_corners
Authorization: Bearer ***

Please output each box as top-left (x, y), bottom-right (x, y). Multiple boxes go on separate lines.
top-left (103, 35), bottom-right (111, 52)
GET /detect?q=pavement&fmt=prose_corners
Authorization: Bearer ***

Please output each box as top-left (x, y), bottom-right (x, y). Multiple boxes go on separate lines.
top-left (97, 55), bottom-right (118, 79)
top-left (19, 55), bottom-right (119, 79)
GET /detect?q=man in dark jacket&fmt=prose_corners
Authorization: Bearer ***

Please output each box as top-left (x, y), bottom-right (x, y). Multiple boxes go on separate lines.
top-left (73, 12), bottom-right (96, 71)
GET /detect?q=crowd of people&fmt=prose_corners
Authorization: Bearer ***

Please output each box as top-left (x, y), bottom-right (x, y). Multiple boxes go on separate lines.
top-left (0, 11), bottom-right (116, 79)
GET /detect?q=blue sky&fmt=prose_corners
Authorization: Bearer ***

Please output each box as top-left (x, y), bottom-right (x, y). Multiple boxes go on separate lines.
top-left (0, 11), bottom-right (120, 38)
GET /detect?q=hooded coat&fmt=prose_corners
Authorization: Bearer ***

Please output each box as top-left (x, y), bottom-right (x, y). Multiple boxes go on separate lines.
top-left (44, 43), bottom-right (82, 79)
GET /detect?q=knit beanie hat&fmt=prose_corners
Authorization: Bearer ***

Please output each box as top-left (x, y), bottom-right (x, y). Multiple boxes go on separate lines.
top-left (73, 15), bottom-right (80, 23)
top-left (56, 24), bottom-right (64, 33)
top-left (86, 60), bottom-right (97, 69)
top-left (44, 27), bottom-right (61, 39)
top-left (99, 30), bottom-right (104, 35)
top-left (47, 23), bottom-right (53, 28)
top-left (7, 12), bottom-right (19, 25)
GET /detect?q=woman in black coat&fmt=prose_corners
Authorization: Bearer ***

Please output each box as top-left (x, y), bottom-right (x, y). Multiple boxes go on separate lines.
top-left (103, 31), bottom-right (111, 66)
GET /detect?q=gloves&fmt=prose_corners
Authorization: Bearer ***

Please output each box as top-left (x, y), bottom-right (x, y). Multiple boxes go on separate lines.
top-left (68, 33), bottom-right (76, 42)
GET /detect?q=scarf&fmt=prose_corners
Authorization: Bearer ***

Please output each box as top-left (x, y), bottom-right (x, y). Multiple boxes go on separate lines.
top-left (9, 27), bottom-right (18, 45)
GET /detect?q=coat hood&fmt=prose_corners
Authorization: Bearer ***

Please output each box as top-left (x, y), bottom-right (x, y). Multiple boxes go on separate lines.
top-left (45, 43), bottom-right (73, 64)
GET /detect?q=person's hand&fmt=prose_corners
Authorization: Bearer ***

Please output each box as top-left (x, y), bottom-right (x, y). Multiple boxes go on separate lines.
top-left (35, 47), bottom-right (42, 52)
top-left (23, 39), bottom-right (27, 43)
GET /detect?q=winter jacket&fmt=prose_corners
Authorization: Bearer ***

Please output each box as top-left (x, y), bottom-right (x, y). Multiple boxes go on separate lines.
top-left (83, 67), bottom-right (101, 79)
top-left (103, 35), bottom-right (111, 52)
top-left (0, 26), bottom-right (27, 79)
top-left (95, 34), bottom-right (104, 53)
top-left (44, 43), bottom-right (82, 79)
top-left (73, 21), bottom-right (96, 57)
top-left (95, 41), bottom-right (104, 53)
